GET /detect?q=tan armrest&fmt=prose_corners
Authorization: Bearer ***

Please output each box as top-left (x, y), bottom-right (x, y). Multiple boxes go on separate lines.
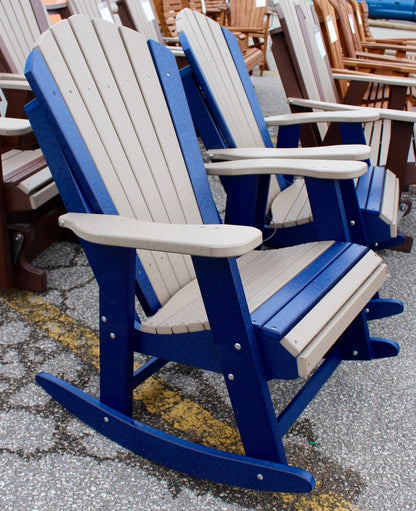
top-left (0, 117), bottom-right (32, 136)
top-left (332, 70), bottom-right (416, 87)
top-left (205, 158), bottom-right (367, 180)
top-left (287, 97), bottom-right (416, 123)
top-left (0, 78), bottom-right (31, 91)
top-left (265, 110), bottom-right (379, 125)
top-left (58, 213), bottom-right (262, 258)
top-left (208, 145), bottom-right (371, 161)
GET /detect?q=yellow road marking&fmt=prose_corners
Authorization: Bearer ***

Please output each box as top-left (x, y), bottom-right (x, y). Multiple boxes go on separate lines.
top-left (0, 289), bottom-right (359, 509)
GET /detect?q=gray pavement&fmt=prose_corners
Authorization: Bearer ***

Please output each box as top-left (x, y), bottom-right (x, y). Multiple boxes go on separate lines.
top-left (1, 24), bottom-right (416, 511)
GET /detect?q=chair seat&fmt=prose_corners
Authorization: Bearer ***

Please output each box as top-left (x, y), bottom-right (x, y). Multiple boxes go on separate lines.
top-left (142, 240), bottom-right (386, 376)
top-left (268, 168), bottom-right (399, 237)
top-left (2, 148), bottom-right (57, 211)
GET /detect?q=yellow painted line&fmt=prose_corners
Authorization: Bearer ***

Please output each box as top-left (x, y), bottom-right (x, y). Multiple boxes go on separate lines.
top-left (0, 289), bottom-right (243, 454)
top-left (0, 289), bottom-right (360, 509)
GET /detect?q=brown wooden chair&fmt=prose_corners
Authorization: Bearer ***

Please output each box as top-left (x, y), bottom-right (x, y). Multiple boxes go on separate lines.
top-left (225, 0), bottom-right (273, 76)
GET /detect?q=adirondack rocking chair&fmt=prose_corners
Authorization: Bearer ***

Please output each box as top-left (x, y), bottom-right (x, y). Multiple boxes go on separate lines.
top-left (0, 0), bottom-right (65, 291)
top-left (175, 8), bottom-right (408, 252)
top-left (24, 15), bottom-right (401, 492)
top-left (270, 0), bottom-right (416, 194)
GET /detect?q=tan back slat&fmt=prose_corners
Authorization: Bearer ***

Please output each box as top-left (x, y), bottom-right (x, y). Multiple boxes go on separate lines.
top-left (0, 0), bottom-right (49, 73)
top-left (297, 0), bottom-right (339, 103)
top-left (125, 0), bottom-right (164, 41)
top-left (67, 0), bottom-right (102, 17)
top-left (37, 17), bottom-right (203, 305)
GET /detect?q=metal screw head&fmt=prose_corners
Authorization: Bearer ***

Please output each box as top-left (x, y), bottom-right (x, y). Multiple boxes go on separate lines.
top-left (110, 332), bottom-right (116, 340)
top-left (101, 316), bottom-right (107, 323)
top-left (257, 473), bottom-right (264, 481)
top-left (104, 417), bottom-right (109, 423)
top-left (349, 220), bottom-right (356, 226)
top-left (352, 350), bottom-right (358, 357)
top-left (234, 343), bottom-right (242, 351)
top-left (227, 374), bottom-right (235, 381)
top-left (365, 308), bottom-right (370, 314)
top-left (59, 219), bottom-right (65, 227)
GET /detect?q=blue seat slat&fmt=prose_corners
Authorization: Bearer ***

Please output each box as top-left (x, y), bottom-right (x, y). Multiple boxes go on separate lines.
top-left (259, 243), bottom-right (369, 339)
top-left (364, 166), bottom-right (385, 216)
top-left (251, 242), bottom-right (349, 328)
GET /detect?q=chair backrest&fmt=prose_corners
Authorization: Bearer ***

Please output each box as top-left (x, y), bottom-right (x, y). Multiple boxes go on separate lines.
top-left (325, 0), bottom-right (362, 57)
top-left (27, 15), bottom-right (220, 310)
top-left (0, 0), bottom-right (50, 73)
top-left (277, 0), bottom-right (339, 103)
top-left (228, 0), bottom-right (266, 29)
top-left (176, 8), bottom-right (282, 206)
top-left (177, 9), bottom-right (269, 149)
top-left (120, 0), bottom-right (164, 42)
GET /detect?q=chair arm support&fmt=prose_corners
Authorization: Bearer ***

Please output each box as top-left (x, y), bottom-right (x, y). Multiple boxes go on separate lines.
top-left (0, 78), bottom-right (31, 91)
top-left (208, 145), bottom-right (371, 161)
top-left (205, 158), bottom-right (367, 179)
top-left (265, 110), bottom-right (379, 125)
top-left (0, 117), bottom-right (33, 136)
top-left (287, 97), bottom-right (416, 123)
top-left (332, 70), bottom-right (416, 87)
top-left (58, 213), bottom-right (262, 258)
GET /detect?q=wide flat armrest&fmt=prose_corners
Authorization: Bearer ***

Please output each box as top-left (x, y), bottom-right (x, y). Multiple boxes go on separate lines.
top-left (0, 78), bottom-right (31, 90)
top-left (208, 145), bottom-right (371, 161)
top-left (58, 213), bottom-right (262, 258)
top-left (205, 158), bottom-right (367, 179)
top-left (287, 97), bottom-right (416, 123)
top-left (0, 117), bottom-right (32, 136)
top-left (0, 73), bottom-right (26, 80)
top-left (362, 41), bottom-right (416, 52)
top-left (332, 70), bottom-right (416, 87)
top-left (265, 110), bottom-right (379, 125)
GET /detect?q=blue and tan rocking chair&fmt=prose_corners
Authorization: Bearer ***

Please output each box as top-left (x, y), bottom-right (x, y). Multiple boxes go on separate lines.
top-left (25, 15), bottom-right (401, 493)
top-left (175, 8), bottom-right (410, 251)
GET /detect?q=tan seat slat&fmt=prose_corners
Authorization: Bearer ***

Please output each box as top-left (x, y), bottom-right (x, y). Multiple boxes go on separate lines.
top-left (297, 264), bottom-right (386, 377)
top-left (380, 169), bottom-right (399, 237)
top-left (141, 241), bottom-right (335, 334)
top-left (270, 179), bottom-right (311, 228)
top-left (281, 250), bottom-right (383, 356)
top-left (17, 166), bottom-right (52, 192)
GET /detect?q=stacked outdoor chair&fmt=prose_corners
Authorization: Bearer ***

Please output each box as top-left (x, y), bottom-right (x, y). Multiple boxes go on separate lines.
top-left (25, 14), bottom-right (401, 493)
top-left (175, 8), bottom-right (408, 252)
top-left (224, 0), bottom-right (273, 76)
top-left (318, 0), bottom-right (416, 71)
top-left (270, 0), bottom-right (416, 203)
top-left (0, 0), bottom-right (67, 291)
